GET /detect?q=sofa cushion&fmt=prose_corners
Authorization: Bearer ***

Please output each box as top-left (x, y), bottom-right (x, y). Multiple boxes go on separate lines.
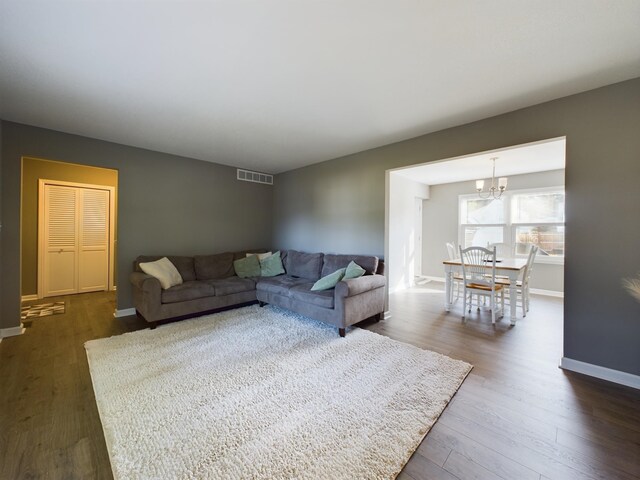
top-left (321, 254), bottom-right (379, 278)
top-left (233, 249), bottom-right (269, 261)
top-left (247, 252), bottom-right (273, 260)
top-left (134, 255), bottom-right (196, 282)
top-left (194, 252), bottom-right (235, 280)
top-left (343, 261), bottom-right (366, 280)
top-left (234, 255), bottom-right (261, 278)
top-left (161, 281), bottom-right (215, 304)
top-left (290, 283), bottom-right (335, 309)
top-left (260, 251), bottom-right (285, 277)
top-left (311, 268), bottom-right (346, 291)
top-left (206, 276), bottom-right (256, 296)
top-left (285, 250), bottom-right (324, 280)
top-left (139, 257), bottom-right (183, 289)
top-left (256, 275), bottom-right (309, 297)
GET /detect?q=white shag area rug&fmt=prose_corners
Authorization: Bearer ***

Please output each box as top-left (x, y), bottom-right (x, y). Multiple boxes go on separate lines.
top-left (85, 305), bottom-right (472, 480)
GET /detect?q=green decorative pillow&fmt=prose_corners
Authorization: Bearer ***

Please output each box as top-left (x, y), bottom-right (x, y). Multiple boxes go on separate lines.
top-left (343, 261), bottom-right (366, 279)
top-left (260, 251), bottom-right (285, 277)
top-left (233, 255), bottom-right (261, 278)
top-left (311, 268), bottom-right (346, 291)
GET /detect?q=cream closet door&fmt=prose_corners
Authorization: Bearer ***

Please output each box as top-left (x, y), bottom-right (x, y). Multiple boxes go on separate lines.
top-left (43, 184), bottom-right (79, 296)
top-left (42, 184), bottom-right (110, 297)
top-left (78, 188), bottom-right (110, 292)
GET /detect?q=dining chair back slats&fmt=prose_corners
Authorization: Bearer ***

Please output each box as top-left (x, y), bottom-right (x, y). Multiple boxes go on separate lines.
top-left (459, 245), bottom-right (504, 324)
top-left (460, 246), bottom-right (495, 287)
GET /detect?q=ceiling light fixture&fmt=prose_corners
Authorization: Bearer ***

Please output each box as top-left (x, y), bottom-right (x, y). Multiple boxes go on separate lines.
top-left (475, 157), bottom-right (508, 199)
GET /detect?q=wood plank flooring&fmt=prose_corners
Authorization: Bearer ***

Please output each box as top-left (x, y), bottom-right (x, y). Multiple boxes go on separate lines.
top-left (370, 282), bottom-right (640, 480)
top-left (0, 284), bottom-right (638, 479)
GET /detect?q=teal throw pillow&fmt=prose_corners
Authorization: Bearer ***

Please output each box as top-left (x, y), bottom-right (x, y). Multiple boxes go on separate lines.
top-left (234, 255), bottom-right (261, 278)
top-left (311, 268), bottom-right (346, 291)
top-left (260, 251), bottom-right (285, 277)
top-left (343, 261), bottom-right (366, 279)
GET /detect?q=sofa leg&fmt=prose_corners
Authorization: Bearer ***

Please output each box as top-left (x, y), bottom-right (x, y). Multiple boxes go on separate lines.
top-left (150, 322), bottom-right (157, 330)
top-left (258, 301), bottom-right (265, 307)
top-left (338, 328), bottom-right (346, 337)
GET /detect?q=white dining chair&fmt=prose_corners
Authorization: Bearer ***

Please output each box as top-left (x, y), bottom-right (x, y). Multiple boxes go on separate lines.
top-left (497, 244), bottom-right (538, 317)
top-left (487, 242), bottom-right (509, 259)
top-left (446, 242), bottom-right (458, 260)
top-left (460, 245), bottom-right (505, 324)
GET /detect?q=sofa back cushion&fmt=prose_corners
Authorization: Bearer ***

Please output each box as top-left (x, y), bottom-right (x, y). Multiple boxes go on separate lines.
top-left (284, 250), bottom-right (324, 281)
top-left (194, 252), bottom-right (235, 280)
top-left (133, 255), bottom-right (196, 282)
top-left (321, 254), bottom-right (379, 278)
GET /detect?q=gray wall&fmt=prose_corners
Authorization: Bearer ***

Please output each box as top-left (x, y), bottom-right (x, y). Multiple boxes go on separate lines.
top-left (274, 77), bottom-right (640, 376)
top-left (0, 121), bottom-right (274, 328)
top-left (272, 161), bottom-right (383, 256)
top-left (0, 121), bottom-right (3, 325)
top-left (422, 169), bottom-right (565, 292)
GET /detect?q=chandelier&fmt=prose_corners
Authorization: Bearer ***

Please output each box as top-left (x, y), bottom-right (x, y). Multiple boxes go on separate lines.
top-left (475, 157), bottom-right (508, 199)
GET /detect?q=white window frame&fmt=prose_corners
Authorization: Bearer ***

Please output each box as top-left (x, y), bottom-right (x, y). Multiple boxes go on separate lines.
top-left (458, 186), bottom-right (565, 265)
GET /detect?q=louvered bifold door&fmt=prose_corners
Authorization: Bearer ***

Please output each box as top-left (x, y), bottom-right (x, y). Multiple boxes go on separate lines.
top-left (78, 188), bottom-right (110, 293)
top-left (44, 185), bottom-right (79, 296)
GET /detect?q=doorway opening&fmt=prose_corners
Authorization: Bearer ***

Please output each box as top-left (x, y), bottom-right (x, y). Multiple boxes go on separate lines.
top-left (384, 137), bottom-right (565, 329)
top-left (21, 157), bottom-right (118, 303)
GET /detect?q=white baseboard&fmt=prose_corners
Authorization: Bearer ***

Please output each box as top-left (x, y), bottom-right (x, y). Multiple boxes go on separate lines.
top-left (114, 308), bottom-right (136, 318)
top-left (21, 294), bottom-right (39, 302)
top-left (1, 325), bottom-right (26, 338)
top-left (530, 288), bottom-right (564, 298)
top-left (421, 275), bottom-right (446, 283)
top-left (560, 357), bottom-right (640, 390)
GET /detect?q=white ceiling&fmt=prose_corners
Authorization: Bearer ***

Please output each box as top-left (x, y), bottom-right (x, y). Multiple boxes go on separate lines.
top-left (393, 138), bottom-right (566, 185)
top-left (1, 1), bottom-right (639, 174)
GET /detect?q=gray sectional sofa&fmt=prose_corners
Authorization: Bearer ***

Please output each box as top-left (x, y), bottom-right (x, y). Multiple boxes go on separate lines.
top-left (130, 249), bottom-right (386, 336)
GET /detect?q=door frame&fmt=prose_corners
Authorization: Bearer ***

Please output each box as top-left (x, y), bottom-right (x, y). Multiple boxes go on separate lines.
top-left (37, 179), bottom-right (116, 298)
top-left (414, 197), bottom-right (423, 278)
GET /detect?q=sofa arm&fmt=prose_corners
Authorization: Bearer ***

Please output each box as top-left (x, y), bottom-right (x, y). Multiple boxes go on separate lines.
top-left (335, 274), bottom-right (386, 298)
top-left (130, 272), bottom-right (162, 321)
top-left (130, 272), bottom-right (161, 292)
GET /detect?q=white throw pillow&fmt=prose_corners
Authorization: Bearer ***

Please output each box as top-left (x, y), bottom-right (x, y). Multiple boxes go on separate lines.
top-left (139, 257), bottom-right (183, 289)
top-left (246, 252), bottom-right (273, 261)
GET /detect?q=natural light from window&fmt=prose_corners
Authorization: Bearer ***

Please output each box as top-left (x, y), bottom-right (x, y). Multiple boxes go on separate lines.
top-left (459, 187), bottom-right (565, 263)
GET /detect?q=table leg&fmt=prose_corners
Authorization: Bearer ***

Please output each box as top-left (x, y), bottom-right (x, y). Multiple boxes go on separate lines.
top-left (509, 275), bottom-right (517, 325)
top-left (445, 267), bottom-right (453, 312)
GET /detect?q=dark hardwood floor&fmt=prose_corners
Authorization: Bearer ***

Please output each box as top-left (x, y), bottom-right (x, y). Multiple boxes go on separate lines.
top-left (1, 284), bottom-right (638, 479)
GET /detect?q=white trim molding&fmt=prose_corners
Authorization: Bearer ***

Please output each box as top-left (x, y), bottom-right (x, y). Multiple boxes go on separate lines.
top-left (21, 294), bottom-right (39, 302)
top-left (114, 308), bottom-right (136, 318)
top-left (529, 288), bottom-right (564, 298)
top-left (1, 325), bottom-right (26, 338)
top-left (560, 357), bottom-right (640, 390)
top-left (422, 275), bottom-right (446, 283)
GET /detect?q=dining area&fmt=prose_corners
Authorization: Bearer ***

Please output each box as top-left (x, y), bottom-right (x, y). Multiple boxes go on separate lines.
top-left (442, 242), bottom-right (538, 326)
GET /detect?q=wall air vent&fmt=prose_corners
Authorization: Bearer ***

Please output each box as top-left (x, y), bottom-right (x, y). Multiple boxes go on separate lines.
top-left (237, 169), bottom-right (273, 185)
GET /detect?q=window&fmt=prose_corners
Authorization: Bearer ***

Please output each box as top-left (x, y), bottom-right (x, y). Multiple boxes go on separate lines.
top-left (459, 187), bottom-right (565, 263)
top-left (511, 190), bottom-right (565, 258)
